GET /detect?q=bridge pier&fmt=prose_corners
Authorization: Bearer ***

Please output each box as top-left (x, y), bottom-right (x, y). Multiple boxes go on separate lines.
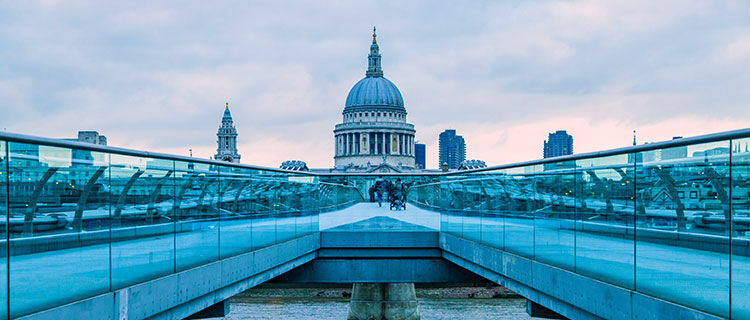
top-left (348, 283), bottom-right (420, 320)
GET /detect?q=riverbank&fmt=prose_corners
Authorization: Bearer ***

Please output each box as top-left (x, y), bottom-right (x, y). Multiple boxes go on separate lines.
top-left (237, 284), bottom-right (521, 299)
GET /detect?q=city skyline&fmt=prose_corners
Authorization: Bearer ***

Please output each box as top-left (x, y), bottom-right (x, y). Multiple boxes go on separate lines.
top-left (1, 1), bottom-right (749, 169)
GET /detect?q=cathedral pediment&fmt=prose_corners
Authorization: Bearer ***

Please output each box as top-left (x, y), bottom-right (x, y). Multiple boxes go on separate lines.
top-left (366, 163), bottom-right (402, 173)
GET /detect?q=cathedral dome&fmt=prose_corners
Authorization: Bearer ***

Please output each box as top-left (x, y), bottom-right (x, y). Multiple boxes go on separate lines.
top-left (343, 27), bottom-right (405, 113)
top-left (344, 76), bottom-right (404, 111)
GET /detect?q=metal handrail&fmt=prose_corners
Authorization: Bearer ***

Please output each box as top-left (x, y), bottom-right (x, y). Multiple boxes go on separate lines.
top-left (0, 131), bottom-right (313, 175)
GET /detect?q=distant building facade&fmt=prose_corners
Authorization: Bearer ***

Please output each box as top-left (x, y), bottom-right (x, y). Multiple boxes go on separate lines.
top-left (333, 28), bottom-right (416, 172)
top-left (215, 102), bottom-right (241, 163)
top-left (281, 160), bottom-right (309, 171)
top-left (77, 131), bottom-right (107, 146)
top-left (458, 159), bottom-right (486, 171)
top-left (661, 136), bottom-right (687, 160)
top-left (543, 130), bottom-right (573, 158)
top-left (414, 143), bottom-right (426, 169)
top-left (439, 129), bottom-right (466, 169)
top-left (692, 147), bottom-right (730, 158)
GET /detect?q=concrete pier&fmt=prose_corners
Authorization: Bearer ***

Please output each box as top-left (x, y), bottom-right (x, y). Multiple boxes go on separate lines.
top-left (347, 283), bottom-right (420, 320)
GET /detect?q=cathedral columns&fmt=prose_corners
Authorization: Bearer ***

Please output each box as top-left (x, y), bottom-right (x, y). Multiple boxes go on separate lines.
top-left (381, 132), bottom-right (386, 155)
top-left (410, 135), bottom-right (414, 155)
top-left (408, 134), bottom-right (412, 155)
top-left (351, 133), bottom-right (357, 155)
top-left (400, 133), bottom-right (405, 155)
top-left (361, 132), bottom-right (368, 154)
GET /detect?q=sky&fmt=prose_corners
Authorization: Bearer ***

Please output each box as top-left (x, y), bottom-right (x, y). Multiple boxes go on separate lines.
top-left (1, 1), bottom-right (749, 169)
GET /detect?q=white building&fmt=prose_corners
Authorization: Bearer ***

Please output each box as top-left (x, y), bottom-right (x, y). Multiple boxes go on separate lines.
top-left (333, 28), bottom-right (416, 173)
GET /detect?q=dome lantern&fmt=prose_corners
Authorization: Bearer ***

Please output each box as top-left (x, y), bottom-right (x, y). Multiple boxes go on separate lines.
top-left (344, 28), bottom-right (405, 113)
top-left (366, 26), bottom-right (383, 77)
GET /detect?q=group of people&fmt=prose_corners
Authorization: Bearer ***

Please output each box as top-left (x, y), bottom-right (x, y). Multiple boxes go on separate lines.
top-left (368, 176), bottom-right (408, 208)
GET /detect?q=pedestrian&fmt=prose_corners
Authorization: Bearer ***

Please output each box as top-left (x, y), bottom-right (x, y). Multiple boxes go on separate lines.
top-left (374, 176), bottom-right (386, 207)
top-left (368, 185), bottom-right (376, 202)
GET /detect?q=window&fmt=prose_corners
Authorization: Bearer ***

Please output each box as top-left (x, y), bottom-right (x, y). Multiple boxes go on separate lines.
top-left (678, 191), bottom-right (685, 199)
top-left (690, 191), bottom-right (698, 199)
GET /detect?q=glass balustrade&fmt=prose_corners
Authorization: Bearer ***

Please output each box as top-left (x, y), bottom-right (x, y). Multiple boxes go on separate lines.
top-left (0, 137), bottom-right (331, 319)
top-left (2, 129), bottom-right (750, 319)
top-left (408, 135), bottom-right (750, 319)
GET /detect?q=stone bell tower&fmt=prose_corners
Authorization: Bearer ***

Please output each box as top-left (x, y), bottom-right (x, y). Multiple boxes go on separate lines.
top-left (214, 102), bottom-right (241, 163)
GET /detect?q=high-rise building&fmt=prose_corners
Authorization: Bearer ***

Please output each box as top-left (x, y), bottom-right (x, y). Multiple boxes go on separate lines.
top-left (439, 130), bottom-right (466, 169)
top-left (543, 130), bottom-right (573, 158)
top-left (414, 143), bottom-right (426, 169)
top-left (215, 102), bottom-right (241, 163)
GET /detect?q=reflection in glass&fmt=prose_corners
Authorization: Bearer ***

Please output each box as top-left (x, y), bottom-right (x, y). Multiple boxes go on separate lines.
top-left (110, 155), bottom-right (175, 289)
top-left (477, 173), bottom-right (505, 250)
top-left (533, 161), bottom-right (575, 271)
top-left (1, 141), bottom-right (7, 320)
top-left (635, 142), bottom-right (730, 317)
top-left (503, 167), bottom-right (536, 259)
top-left (218, 167), bottom-right (255, 258)
top-left (8, 143), bottom-right (110, 317)
top-left (732, 138), bottom-right (750, 318)
top-left (174, 161), bottom-right (218, 271)
top-left (575, 155), bottom-right (634, 289)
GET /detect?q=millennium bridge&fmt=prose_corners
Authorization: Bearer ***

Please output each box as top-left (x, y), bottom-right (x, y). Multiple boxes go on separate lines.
top-left (1, 129), bottom-right (749, 319)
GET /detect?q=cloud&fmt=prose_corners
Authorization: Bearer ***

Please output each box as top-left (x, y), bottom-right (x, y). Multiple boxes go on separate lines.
top-left (0, 1), bottom-right (749, 169)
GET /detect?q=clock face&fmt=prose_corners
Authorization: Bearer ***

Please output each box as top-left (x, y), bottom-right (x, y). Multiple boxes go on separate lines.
top-left (223, 156), bottom-right (233, 162)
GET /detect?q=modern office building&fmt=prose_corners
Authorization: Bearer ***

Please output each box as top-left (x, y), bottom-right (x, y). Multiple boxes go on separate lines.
top-left (661, 136), bottom-right (687, 160)
top-left (414, 143), bottom-right (426, 169)
top-left (543, 130), bottom-right (573, 158)
top-left (439, 129), bottom-right (466, 169)
top-left (214, 102), bottom-right (241, 163)
top-left (333, 28), bottom-right (416, 172)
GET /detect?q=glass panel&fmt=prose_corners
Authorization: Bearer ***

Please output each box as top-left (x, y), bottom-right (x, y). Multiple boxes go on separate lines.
top-left (276, 173), bottom-right (297, 244)
top-left (460, 178), bottom-right (482, 243)
top-left (534, 161), bottom-right (575, 271)
top-left (441, 180), bottom-right (462, 236)
top-left (218, 167), bottom-right (255, 258)
top-left (293, 175), bottom-right (318, 237)
top-left (635, 141), bottom-right (730, 317)
top-left (252, 171), bottom-right (278, 250)
top-left (0, 141), bottom-right (7, 320)
top-left (174, 161), bottom-right (218, 271)
top-left (575, 154), bottom-right (634, 289)
top-left (110, 155), bottom-right (175, 289)
top-left (478, 172), bottom-right (504, 250)
top-left (504, 167), bottom-right (535, 258)
top-left (8, 143), bottom-right (110, 317)
top-left (732, 138), bottom-right (750, 318)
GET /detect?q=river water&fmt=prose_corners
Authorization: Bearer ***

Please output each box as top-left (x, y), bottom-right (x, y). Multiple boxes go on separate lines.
top-left (220, 296), bottom-right (538, 319)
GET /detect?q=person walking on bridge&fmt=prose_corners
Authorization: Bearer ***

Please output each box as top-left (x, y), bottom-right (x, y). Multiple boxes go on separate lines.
top-left (374, 176), bottom-right (386, 207)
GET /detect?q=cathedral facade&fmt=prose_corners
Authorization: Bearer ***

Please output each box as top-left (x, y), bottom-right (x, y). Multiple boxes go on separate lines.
top-left (215, 102), bottom-right (241, 163)
top-left (333, 28), bottom-right (416, 172)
